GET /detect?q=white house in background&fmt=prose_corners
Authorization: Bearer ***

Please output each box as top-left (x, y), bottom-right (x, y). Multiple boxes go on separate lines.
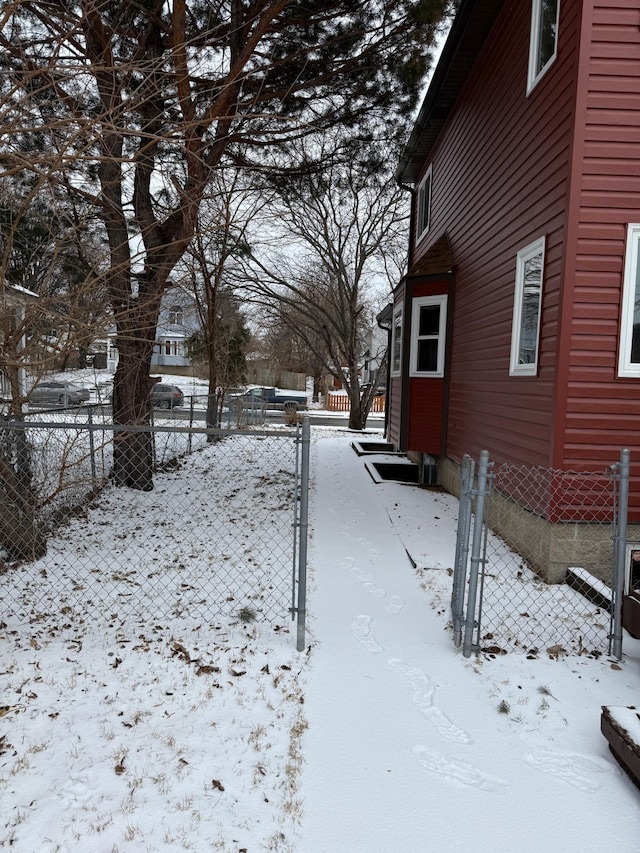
top-left (107, 288), bottom-right (200, 373)
top-left (361, 323), bottom-right (388, 389)
top-left (1, 283), bottom-right (38, 400)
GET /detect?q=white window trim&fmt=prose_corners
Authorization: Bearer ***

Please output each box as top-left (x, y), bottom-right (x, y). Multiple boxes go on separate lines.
top-left (509, 236), bottom-right (545, 376)
top-left (527, 0), bottom-right (560, 95)
top-left (618, 223), bottom-right (640, 378)
top-left (390, 305), bottom-right (403, 376)
top-left (415, 164), bottom-right (433, 242)
top-left (409, 294), bottom-right (447, 378)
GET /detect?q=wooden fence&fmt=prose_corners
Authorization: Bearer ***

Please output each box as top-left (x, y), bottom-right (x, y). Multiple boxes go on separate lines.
top-left (326, 393), bottom-right (385, 413)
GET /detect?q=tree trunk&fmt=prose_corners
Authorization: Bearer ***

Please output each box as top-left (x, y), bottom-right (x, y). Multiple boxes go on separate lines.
top-left (112, 336), bottom-right (156, 491)
top-left (346, 356), bottom-right (367, 430)
top-left (0, 440), bottom-right (46, 561)
top-left (349, 389), bottom-right (364, 430)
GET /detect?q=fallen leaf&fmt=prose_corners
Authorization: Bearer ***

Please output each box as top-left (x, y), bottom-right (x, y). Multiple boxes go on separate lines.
top-left (196, 665), bottom-right (220, 676)
top-left (546, 645), bottom-right (566, 659)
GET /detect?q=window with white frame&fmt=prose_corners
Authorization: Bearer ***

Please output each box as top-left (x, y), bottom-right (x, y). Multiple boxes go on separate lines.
top-left (390, 306), bottom-right (403, 376)
top-left (168, 304), bottom-right (183, 325)
top-left (416, 165), bottom-right (432, 240)
top-left (509, 237), bottom-right (545, 376)
top-left (409, 295), bottom-right (447, 377)
top-left (527, 0), bottom-right (560, 93)
top-left (618, 224), bottom-right (640, 378)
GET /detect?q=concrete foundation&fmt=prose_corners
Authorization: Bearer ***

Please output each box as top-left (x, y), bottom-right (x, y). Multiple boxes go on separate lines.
top-left (438, 456), bottom-right (639, 585)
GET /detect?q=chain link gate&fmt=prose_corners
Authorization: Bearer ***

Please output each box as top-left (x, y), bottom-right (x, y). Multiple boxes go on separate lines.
top-left (452, 450), bottom-right (629, 659)
top-left (0, 412), bottom-right (310, 649)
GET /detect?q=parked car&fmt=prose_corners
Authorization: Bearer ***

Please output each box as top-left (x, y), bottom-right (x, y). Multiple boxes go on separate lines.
top-left (234, 386), bottom-right (307, 411)
top-left (28, 381), bottom-right (91, 407)
top-left (151, 383), bottom-right (184, 409)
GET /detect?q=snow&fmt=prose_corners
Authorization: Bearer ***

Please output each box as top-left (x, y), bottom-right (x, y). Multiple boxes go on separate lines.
top-left (606, 706), bottom-right (640, 745)
top-left (2, 427), bottom-right (640, 851)
top-left (568, 565), bottom-right (613, 603)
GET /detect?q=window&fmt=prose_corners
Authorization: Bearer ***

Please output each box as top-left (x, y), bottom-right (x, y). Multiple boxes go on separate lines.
top-left (527, 0), bottom-right (560, 93)
top-left (409, 295), bottom-right (447, 377)
top-left (416, 165), bottom-right (432, 240)
top-left (168, 304), bottom-right (183, 325)
top-left (391, 306), bottom-right (403, 376)
top-left (618, 224), bottom-right (640, 378)
top-left (157, 339), bottom-right (183, 357)
top-left (510, 237), bottom-right (545, 376)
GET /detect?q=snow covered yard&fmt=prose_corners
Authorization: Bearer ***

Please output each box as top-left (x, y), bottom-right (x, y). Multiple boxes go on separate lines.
top-left (2, 427), bottom-right (640, 852)
top-left (1, 427), bottom-right (307, 852)
top-left (1, 625), bottom-right (306, 851)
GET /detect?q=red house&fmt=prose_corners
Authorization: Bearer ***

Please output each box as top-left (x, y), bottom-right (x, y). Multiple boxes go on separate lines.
top-left (385, 0), bottom-right (640, 578)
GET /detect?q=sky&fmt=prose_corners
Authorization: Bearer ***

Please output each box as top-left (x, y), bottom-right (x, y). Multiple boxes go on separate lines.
top-left (2, 414), bottom-right (640, 852)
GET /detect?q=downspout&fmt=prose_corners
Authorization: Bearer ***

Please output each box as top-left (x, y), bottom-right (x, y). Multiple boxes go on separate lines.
top-left (376, 310), bottom-right (392, 440)
top-left (397, 181), bottom-right (417, 451)
top-left (398, 182), bottom-right (417, 271)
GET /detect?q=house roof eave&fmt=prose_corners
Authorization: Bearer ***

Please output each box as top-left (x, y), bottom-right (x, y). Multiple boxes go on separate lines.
top-left (396, 0), bottom-right (506, 185)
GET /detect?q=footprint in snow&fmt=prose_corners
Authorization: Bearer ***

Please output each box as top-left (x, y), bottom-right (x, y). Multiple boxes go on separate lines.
top-left (59, 776), bottom-right (93, 805)
top-left (523, 746), bottom-right (613, 792)
top-left (388, 657), bottom-right (472, 744)
top-left (412, 745), bottom-right (508, 792)
top-left (386, 594), bottom-right (405, 614)
top-left (351, 615), bottom-right (384, 653)
top-left (362, 580), bottom-right (386, 599)
top-left (349, 565), bottom-right (386, 599)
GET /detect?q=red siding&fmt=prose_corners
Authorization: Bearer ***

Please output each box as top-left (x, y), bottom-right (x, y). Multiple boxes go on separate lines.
top-left (402, 0), bottom-right (640, 519)
top-left (414, 0), bottom-right (581, 468)
top-left (405, 279), bottom-right (450, 454)
top-left (559, 0), bottom-right (640, 516)
top-left (407, 377), bottom-right (444, 454)
top-left (386, 289), bottom-right (405, 449)
top-left (387, 376), bottom-right (402, 448)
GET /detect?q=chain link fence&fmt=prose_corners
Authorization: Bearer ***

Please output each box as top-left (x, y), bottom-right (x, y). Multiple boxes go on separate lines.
top-left (452, 451), bottom-right (628, 659)
top-left (0, 412), bottom-right (310, 645)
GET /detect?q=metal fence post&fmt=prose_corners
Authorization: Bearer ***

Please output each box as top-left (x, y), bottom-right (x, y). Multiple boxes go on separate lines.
top-left (87, 406), bottom-right (96, 482)
top-left (463, 450), bottom-right (491, 659)
top-left (452, 455), bottom-right (474, 647)
top-left (291, 422), bottom-right (301, 620)
top-left (296, 414), bottom-right (311, 652)
top-left (188, 397), bottom-right (195, 452)
top-left (612, 448), bottom-right (630, 660)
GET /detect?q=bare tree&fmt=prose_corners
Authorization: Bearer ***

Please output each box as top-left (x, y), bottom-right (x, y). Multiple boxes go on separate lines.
top-left (253, 307), bottom-right (328, 391)
top-left (1, 0), bottom-right (450, 487)
top-left (240, 143), bottom-right (409, 429)
top-left (0, 175), bottom-right (113, 414)
top-left (179, 172), bottom-right (267, 428)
